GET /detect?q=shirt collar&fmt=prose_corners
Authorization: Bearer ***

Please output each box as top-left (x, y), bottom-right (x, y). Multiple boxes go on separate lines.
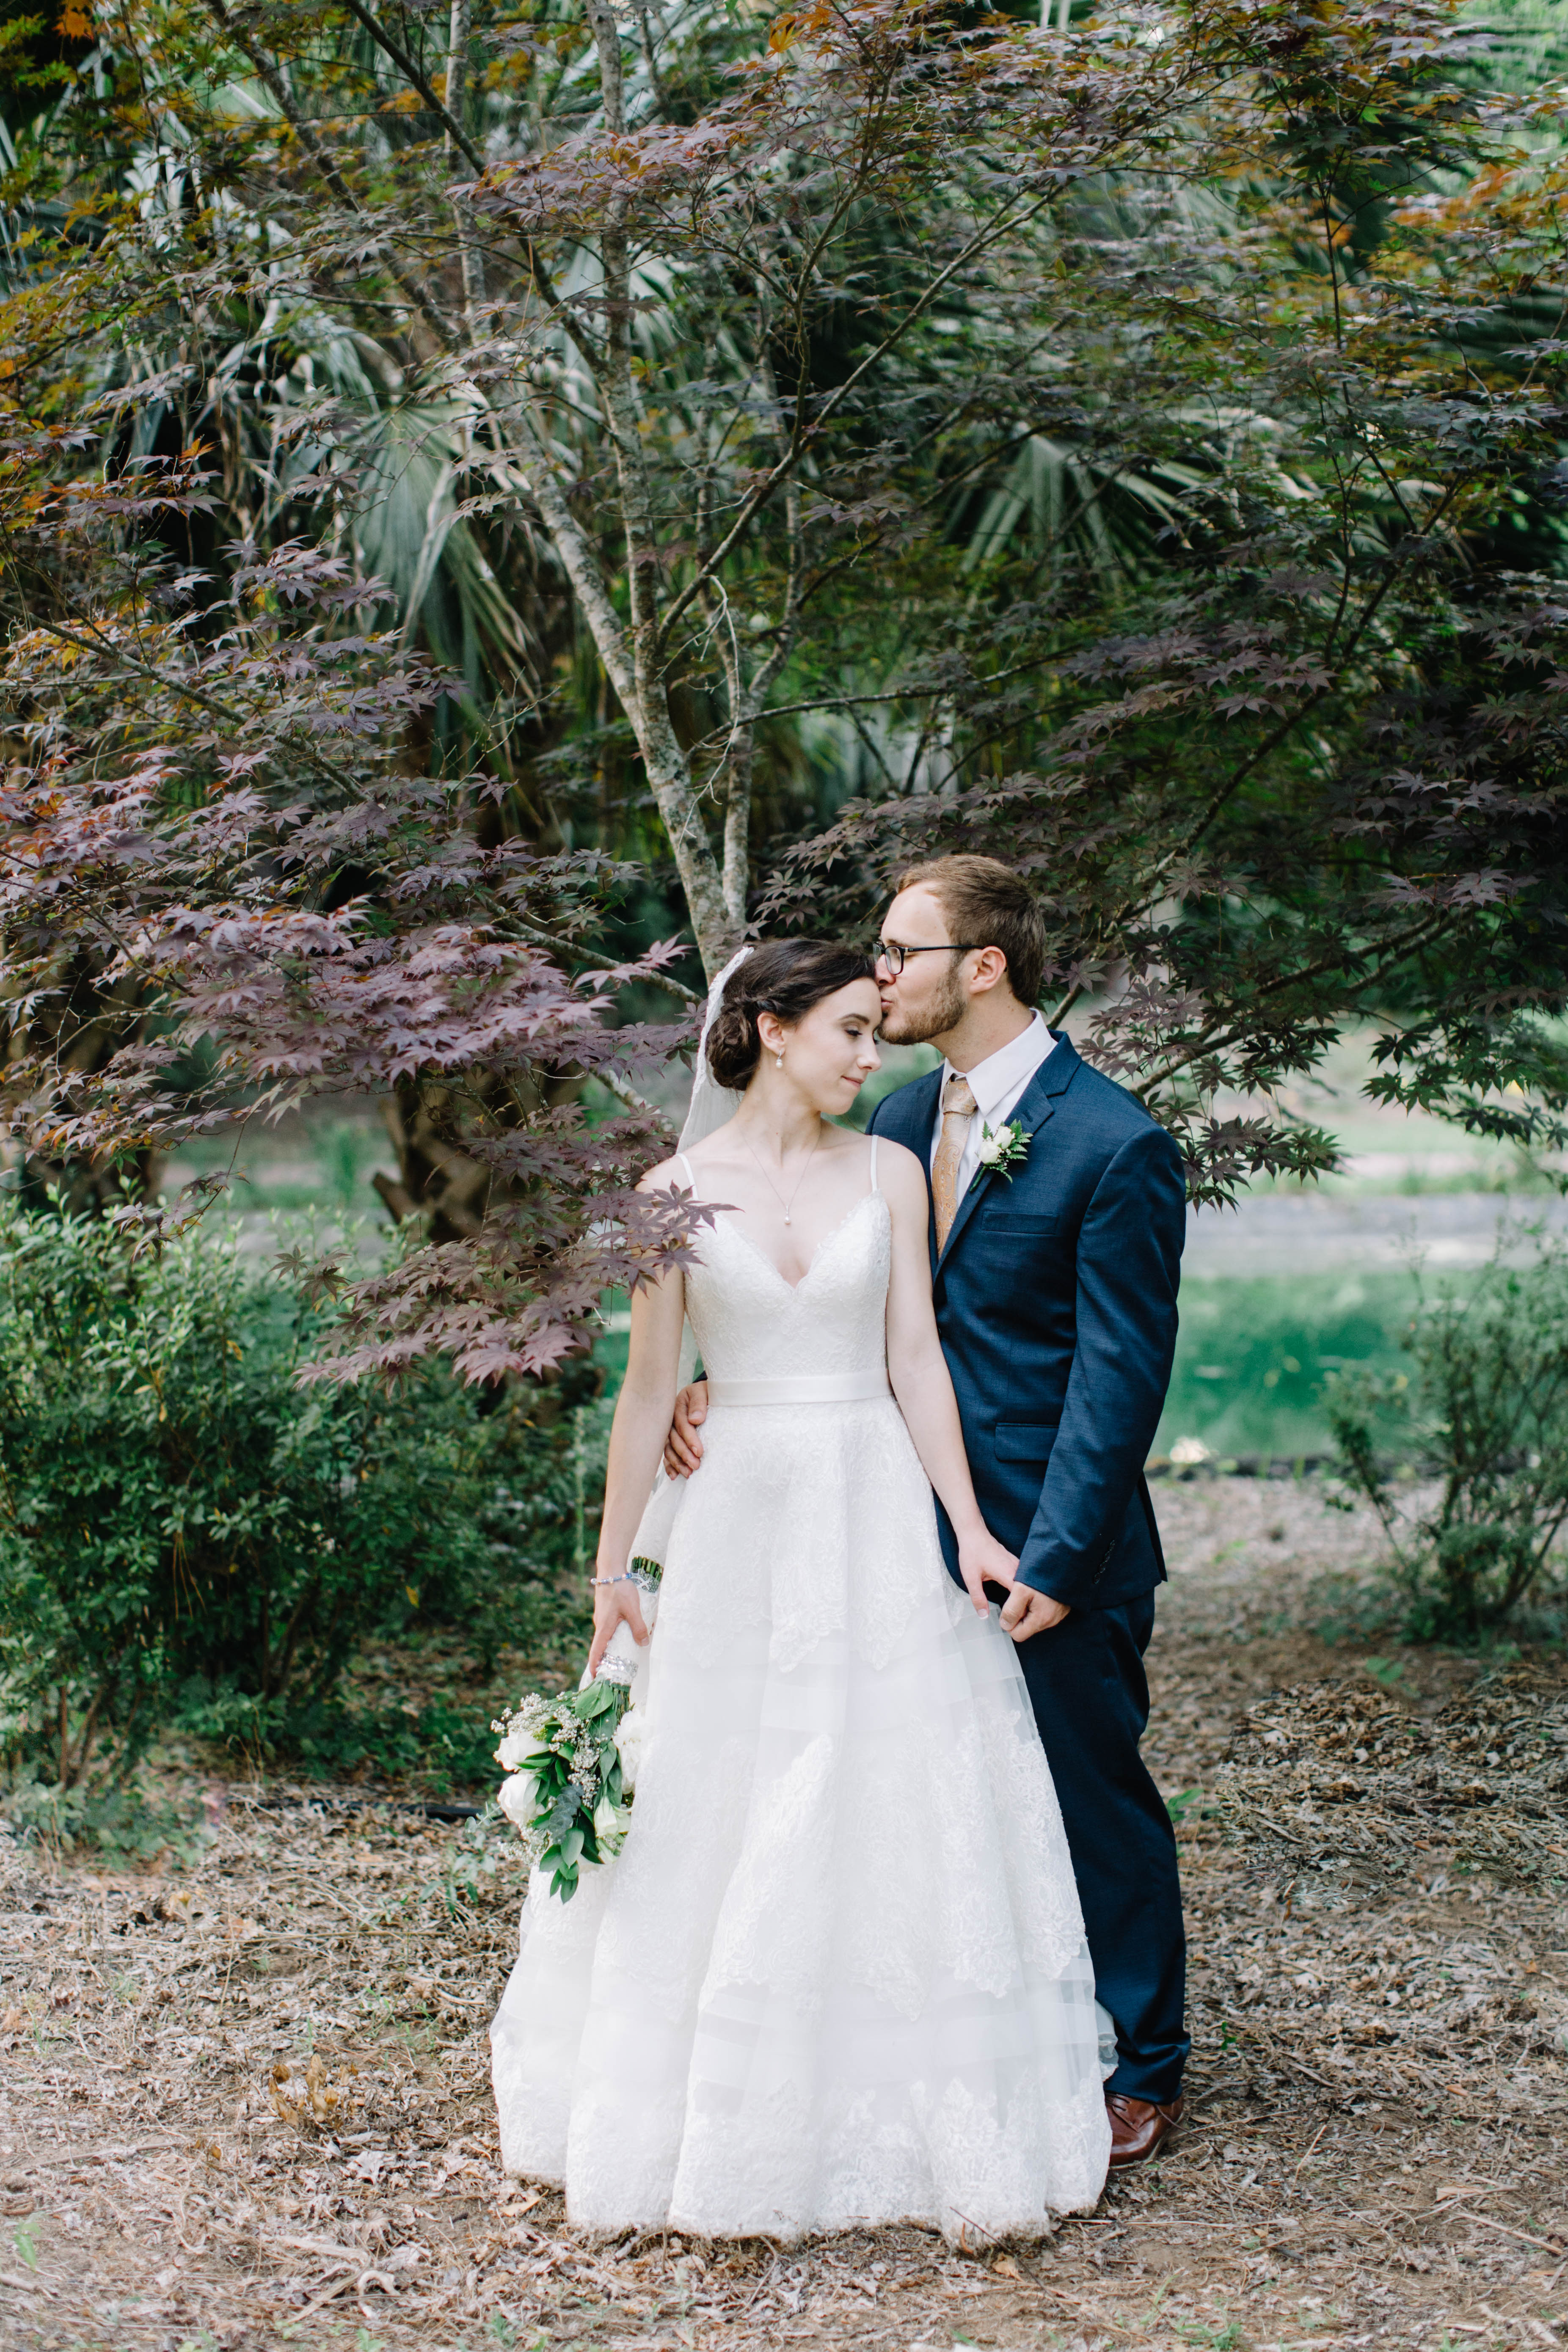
top-left (942, 1011), bottom-right (1051, 1120)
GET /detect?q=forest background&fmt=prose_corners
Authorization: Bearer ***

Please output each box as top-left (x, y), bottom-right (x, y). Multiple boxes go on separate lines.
top-left (3, 0), bottom-right (1568, 1820)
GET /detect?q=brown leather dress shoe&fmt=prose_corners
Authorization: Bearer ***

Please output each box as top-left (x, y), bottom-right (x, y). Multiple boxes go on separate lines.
top-left (1106, 2091), bottom-right (1184, 2167)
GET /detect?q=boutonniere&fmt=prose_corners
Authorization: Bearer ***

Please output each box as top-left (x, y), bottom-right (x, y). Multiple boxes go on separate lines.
top-left (972, 1119), bottom-right (1030, 1186)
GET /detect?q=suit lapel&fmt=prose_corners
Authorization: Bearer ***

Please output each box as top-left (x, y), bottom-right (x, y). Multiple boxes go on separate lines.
top-left (872, 1067), bottom-right (942, 1275)
top-left (935, 1031), bottom-right (1081, 1277)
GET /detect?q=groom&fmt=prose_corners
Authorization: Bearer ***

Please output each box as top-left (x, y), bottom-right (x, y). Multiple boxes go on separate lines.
top-left (666, 854), bottom-right (1189, 2167)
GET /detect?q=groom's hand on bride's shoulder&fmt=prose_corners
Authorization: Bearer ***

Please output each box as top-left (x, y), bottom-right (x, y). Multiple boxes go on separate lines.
top-left (1000, 1584), bottom-right (1072, 1641)
top-left (664, 1382), bottom-right (709, 1477)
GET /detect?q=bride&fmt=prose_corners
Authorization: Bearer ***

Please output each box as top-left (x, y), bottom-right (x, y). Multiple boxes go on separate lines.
top-left (490, 940), bottom-right (1111, 2240)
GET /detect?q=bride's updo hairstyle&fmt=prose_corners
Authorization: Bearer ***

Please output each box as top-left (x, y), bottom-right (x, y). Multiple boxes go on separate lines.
top-left (706, 941), bottom-right (876, 1090)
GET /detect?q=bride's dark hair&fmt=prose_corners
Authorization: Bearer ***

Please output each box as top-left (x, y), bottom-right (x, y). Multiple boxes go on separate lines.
top-left (706, 941), bottom-right (877, 1090)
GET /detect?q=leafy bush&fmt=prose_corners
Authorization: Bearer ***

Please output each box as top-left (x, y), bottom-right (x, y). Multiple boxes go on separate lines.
top-left (0, 1205), bottom-right (601, 1795)
top-left (1324, 1231), bottom-right (1568, 1640)
top-left (2, 1776), bottom-right (207, 1868)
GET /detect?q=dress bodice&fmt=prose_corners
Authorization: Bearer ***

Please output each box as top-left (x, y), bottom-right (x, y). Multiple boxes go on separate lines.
top-left (679, 1157), bottom-right (891, 1385)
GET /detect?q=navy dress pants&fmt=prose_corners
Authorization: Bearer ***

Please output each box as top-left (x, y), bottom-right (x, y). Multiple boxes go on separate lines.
top-left (1013, 1593), bottom-right (1188, 2103)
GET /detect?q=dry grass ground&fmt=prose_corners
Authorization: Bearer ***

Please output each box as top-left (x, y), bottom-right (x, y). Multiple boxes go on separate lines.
top-left (1, 1476), bottom-right (1565, 2352)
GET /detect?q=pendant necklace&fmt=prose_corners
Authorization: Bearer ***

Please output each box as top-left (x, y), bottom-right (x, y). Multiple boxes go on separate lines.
top-left (740, 1123), bottom-right (821, 1227)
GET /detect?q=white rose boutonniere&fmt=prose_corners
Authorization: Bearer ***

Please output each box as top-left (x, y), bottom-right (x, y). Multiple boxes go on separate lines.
top-left (973, 1119), bottom-right (1030, 1184)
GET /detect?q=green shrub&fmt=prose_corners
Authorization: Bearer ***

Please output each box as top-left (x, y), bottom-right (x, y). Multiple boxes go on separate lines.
top-left (0, 1204), bottom-right (601, 1794)
top-left (1324, 1228), bottom-right (1568, 1639)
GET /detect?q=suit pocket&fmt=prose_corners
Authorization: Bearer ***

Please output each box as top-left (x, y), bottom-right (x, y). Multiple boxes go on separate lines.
top-left (995, 1421), bottom-right (1059, 1462)
top-left (987, 1213), bottom-right (1060, 1237)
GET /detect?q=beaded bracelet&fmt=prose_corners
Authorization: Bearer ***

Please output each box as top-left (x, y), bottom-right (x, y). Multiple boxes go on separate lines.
top-left (590, 1572), bottom-right (636, 1588)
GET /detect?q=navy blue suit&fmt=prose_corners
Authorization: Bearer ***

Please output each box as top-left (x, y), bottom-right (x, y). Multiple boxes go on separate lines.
top-left (868, 1031), bottom-right (1189, 2100)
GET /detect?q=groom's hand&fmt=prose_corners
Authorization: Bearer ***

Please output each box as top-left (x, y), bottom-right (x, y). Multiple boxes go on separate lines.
top-left (663, 1381), bottom-right (708, 1478)
top-left (1000, 1585), bottom-right (1072, 1641)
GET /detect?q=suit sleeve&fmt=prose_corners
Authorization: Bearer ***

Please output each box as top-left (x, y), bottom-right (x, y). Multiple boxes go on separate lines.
top-left (1015, 1121), bottom-right (1185, 1606)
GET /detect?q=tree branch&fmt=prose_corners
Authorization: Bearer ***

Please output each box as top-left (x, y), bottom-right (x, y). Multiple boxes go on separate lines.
top-left (654, 145), bottom-right (1141, 662)
top-left (336, 0), bottom-right (487, 174)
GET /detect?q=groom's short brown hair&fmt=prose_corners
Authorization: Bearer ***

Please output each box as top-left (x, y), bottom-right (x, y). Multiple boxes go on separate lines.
top-left (896, 854), bottom-right (1048, 1008)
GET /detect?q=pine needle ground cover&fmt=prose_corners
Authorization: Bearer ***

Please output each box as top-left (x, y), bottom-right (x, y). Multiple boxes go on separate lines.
top-left (0, 1480), bottom-right (1562, 2352)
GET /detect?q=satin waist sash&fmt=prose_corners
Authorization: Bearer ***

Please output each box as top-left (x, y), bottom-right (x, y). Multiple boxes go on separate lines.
top-left (705, 1370), bottom-right (893, 1407)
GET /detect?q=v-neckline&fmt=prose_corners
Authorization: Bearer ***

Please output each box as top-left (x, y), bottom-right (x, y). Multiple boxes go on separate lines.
top-left (712, 1191), bottom-right (882, 1297)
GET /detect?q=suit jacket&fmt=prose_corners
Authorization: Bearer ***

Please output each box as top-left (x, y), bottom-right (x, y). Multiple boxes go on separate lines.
top-left (868, 1031), bottom-right (1185, 1609)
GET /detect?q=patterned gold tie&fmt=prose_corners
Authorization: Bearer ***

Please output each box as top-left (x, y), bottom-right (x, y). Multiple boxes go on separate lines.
top-left (932, 1074), bottom-right (977, 1253)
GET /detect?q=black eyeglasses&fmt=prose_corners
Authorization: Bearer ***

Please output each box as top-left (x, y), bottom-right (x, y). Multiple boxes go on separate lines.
top-left (877, 942), bottom-right (981, 977)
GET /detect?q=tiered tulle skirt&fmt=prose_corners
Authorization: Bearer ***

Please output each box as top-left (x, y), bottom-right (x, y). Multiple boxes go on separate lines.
top-left (490, 1395), bottom-right (1110, 2240)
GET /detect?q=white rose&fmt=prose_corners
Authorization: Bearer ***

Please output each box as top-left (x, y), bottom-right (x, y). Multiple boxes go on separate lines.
top-left (614, 1707), bottom-right (647, 1792)
top-left (497, 1771), bottom-right (540, 1833)
top-left (977, 1131), bottom-right (1003, 1165)
top-left (495, 1721), bottom-right (551, 1772)
top-left (592, 1795), bottom-right (627, 1846)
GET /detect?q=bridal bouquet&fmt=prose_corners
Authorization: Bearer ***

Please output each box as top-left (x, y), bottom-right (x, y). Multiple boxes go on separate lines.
top-left (491, 1559), bottom-right (659, 1902)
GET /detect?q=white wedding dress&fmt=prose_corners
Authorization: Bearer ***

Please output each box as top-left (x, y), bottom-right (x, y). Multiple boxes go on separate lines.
top-left (490, 1145), bottom-right (1111, 2240)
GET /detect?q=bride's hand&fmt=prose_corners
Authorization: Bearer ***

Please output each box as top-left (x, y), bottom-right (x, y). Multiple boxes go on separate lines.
top-left (955, 1527), bottom-right (1018, 1618)
top-left (587, 1577), bottom-right (650, 1675)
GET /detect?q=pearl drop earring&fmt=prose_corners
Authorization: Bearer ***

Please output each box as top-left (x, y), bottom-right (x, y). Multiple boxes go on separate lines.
top-left (775, 1051), bottom-right (784, 1069)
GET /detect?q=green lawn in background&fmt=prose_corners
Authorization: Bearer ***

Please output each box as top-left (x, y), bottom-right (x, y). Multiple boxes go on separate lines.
top-left (162, 1059), bottom-right (1504, 1472)
top-left (595, 1268), bottom-right (1437, 1463)
top-left (1153, 1268), bottom-right (1433, 1461)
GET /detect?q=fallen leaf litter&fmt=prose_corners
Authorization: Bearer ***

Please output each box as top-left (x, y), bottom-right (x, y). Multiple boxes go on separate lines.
top-left (0, 1474), bottom-right (1563, 2351)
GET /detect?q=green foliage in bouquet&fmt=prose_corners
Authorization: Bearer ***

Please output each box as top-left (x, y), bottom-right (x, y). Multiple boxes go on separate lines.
top-left (1324, 1230), bottom-right (1568, 1640)
top-left (493, 1675), bottom-right (635, 1903)
top-left (493, 1559), bottom-right (661, 1900)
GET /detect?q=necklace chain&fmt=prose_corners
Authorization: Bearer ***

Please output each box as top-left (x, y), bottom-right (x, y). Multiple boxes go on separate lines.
top-left (739, 1122), bottom-right (822, 1228)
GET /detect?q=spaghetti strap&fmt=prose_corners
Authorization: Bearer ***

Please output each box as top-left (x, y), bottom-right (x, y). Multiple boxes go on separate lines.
top-left (868, 1137), bottom-right (879, 1194)
top-left (676, 1151), bottom-right (698, 1193)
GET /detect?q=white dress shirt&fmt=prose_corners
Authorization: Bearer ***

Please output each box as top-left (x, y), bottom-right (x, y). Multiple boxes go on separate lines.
top-left (929, 1012), bottom-right (1055, 1198)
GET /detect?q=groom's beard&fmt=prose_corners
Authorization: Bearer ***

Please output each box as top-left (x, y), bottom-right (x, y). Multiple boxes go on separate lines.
top-left (878, 961), bottom-right (968, 1047)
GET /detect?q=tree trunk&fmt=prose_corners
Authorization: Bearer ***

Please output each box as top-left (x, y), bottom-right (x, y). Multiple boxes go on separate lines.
top-left (722, 730), bottom-right (753, 930)
top-left (445, 0), bottom-right (485, 317)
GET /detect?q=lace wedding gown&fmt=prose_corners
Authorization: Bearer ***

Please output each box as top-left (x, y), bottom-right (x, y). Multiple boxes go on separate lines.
top-left (490, 1146), bottom-right (1111, 2240)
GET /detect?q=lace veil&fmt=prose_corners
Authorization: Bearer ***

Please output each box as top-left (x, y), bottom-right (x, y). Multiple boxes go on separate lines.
top-left (678, 944), bottom-right (753, 1156)
top-left (606, 945), bottom-right (753, 1615)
